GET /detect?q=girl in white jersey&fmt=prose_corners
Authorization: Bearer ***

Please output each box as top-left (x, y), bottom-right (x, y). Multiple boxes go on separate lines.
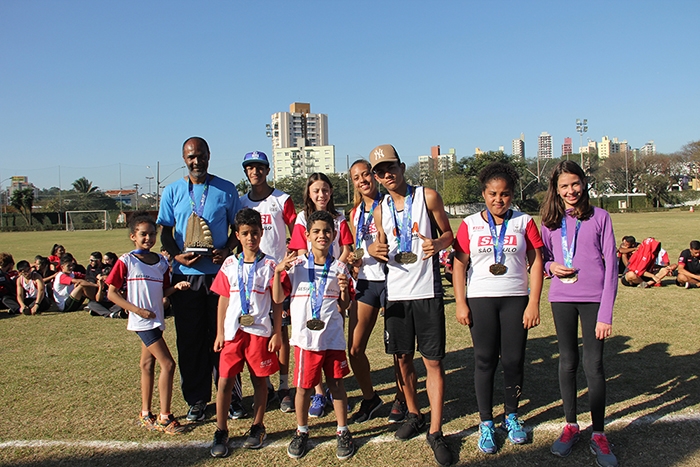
top-left (452, 162), bottom-right (544, 455)
top-left (288, 172), bottom-right (353, 416)
top-left (106, 212), bottom-right (191, 435)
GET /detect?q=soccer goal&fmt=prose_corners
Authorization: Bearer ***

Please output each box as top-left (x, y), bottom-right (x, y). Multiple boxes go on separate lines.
top-left (65, 210), bottom-right (113, 231)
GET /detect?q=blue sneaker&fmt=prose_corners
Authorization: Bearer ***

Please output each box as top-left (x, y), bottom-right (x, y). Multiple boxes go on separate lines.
top-left (502, 413), bottom-right (527, 444)
top-left (308, 393), bottom-right (327, 418)
top-left (478, 421), bottom-right (497, 454)
top-left (590, 433), bottom-right (618, 467)
top-left (325, 388), bottom-right (351, 412)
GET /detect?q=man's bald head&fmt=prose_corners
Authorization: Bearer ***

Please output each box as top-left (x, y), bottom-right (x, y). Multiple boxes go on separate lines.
top-left (183, 136), bottom-right (210, 155)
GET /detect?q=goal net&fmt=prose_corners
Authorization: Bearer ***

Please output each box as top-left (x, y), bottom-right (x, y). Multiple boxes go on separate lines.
top-left (65, 210), bottom-right (112, 231)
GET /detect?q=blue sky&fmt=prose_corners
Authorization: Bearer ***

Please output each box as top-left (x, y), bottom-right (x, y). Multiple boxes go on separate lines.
top-left (1, 0), bottom-right (698, 192)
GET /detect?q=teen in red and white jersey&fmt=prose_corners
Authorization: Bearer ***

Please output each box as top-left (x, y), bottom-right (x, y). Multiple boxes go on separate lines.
top-left (240, 189), bottom-right (296, 261)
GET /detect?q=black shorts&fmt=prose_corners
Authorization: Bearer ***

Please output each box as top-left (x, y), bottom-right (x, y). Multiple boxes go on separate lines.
top-left (62, 295), bottom-right (86, 312)
top-left (384, 297), bottom-right (445, 360)
top-left (620, 276), bottom-right (634, 287)
top-left (356, 279), bottom-right (385, 309)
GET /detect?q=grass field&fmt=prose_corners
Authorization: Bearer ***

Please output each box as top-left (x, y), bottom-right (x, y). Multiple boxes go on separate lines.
top-left (1, 210), bottom-right (699, 467)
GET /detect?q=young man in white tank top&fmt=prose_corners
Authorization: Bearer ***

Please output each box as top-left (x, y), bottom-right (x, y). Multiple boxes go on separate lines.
top-left (367, 144), bottom-right (455, 467)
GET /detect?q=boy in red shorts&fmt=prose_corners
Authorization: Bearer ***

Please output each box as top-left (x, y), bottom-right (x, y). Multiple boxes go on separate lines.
top-left (208, 208), bottom-right (283, 458)
top-left (273, 210), bottom-right (356, 460)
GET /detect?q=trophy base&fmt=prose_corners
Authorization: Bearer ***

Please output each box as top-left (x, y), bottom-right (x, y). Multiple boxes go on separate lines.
top-left (184, 247), bottom-right (213, 256)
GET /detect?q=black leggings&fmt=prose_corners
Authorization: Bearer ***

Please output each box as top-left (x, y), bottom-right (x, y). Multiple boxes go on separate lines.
top-left (468, 295), bottom-right (529, 421)
top-left (551, 302), bottom-right (606, 432)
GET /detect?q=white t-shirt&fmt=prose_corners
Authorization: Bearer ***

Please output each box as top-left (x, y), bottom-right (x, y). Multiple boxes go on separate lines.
top-left (240, 189), bottom-right (296, 261)
top-left (289, 211), bottom-right (354, 258)
top-left (210, 252), bottom-right (277, 341)
top-left (107, 253), bottom-right (170, 332)
top-left (53, 271), bottom-right (75, 311)
top-left (454, 210), bottom-right (543, 298)
top-left (281, 255), bottom-right (355, 351)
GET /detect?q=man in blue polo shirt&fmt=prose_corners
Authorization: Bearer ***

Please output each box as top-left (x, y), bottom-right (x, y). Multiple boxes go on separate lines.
top-left (158, 136), bottom-right (241, 421)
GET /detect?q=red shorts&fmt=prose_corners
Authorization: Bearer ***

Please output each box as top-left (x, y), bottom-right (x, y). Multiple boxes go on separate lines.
top-left (219, 331), bottom-right (280, 379)
top-left (293, 347), bottom-right (350, 389)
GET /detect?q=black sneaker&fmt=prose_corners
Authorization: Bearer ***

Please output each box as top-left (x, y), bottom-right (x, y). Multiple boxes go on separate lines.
top-left (266, 386), bottom-right (279, 410)
top-left (395, 412), bottom-right (425, 440)
top-left (427, 431), bottom-right (453, 466)
top-left (186, 401), bottom-right (207, 421)
top-left (336, 430), bottom-right (355, 460)
top-left (287, 430), bottom-right (309, 459)
top-left (210, 429), bottom-right (229, 458)
top-left (243, 423), bottom-right (266, 449)
top-left (388, 399), bottom-right (408, 424)
top-left (229, 395), bottom-right (248, 419)
top-left (278, 388), bottom-right (295, 413)
top-left (350, 392), bottom-right (383, 424)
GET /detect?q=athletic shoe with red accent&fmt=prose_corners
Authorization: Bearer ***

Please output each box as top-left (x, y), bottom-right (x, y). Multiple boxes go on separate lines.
top-left (138, 412), bottom-right (158, 431)
top-left (590, 433), bottom-right (618, 467)
top-left (551, 423), bottom-right (580, 457)
top-left (156, 414), bottom-right (185, 434)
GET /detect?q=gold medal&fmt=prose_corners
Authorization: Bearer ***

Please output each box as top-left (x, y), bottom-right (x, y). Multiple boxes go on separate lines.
top-left (489, 263), bottom-right (508, 275)
top-left (306, 319), bottom-right (325, 331)
top-left (353, 248), bottom-right (365, 261)
top-left (395, 252), bottom-right (418, 264)
top-left (239, 314), bottom-right (255, 326)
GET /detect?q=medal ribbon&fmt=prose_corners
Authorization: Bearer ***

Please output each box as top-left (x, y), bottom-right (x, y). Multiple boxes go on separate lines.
top-left (486, 209), bottom-right (512, 265)
top-left (387, 185), bottom-right (413, 253)
top-left (131, 249), bottom-right (150, 255)
top-left (238, 252), bottom-right (263, 316)
top-left (188, 174), bottom-right (210, 217)
top-left (355, 193), bottom-right (381, 250)
top-left (561, 216), bottom-right (582, 268)
top-left (308, 252), bottom-right (332, 321)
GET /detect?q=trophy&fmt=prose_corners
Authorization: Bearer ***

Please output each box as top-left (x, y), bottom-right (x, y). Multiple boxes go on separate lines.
top-left (183, 213), bottom-right (214, 255)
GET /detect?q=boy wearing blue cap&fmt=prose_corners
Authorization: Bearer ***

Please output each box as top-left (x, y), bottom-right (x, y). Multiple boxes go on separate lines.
top-left (239, 151), bottom-right (298, 413)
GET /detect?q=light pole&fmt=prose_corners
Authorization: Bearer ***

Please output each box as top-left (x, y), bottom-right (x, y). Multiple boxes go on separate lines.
top-left (625, 150), bottom-right (630, 209)
top-left (576, 118), bottom-right (588, 169)
top-left (134, 184), bottom-right (140, 209)
top-left (156, 163), bottom-right (186, 209)
top-left (265, 123), bottom-right (275, 187)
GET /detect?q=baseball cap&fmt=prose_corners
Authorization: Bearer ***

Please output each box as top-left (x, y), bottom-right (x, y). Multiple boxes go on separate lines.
top-left (368, 144), bottom-right (400, 168)
top-left (242, 151), bottom-right (270, 167)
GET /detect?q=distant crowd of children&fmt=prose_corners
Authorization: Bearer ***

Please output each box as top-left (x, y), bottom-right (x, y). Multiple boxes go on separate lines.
top-left (3, 141), bottom-right (699, 467)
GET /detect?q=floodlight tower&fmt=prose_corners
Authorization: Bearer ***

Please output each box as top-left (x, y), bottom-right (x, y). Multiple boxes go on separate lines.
top-left (576, 118), bottom-right (588, 169)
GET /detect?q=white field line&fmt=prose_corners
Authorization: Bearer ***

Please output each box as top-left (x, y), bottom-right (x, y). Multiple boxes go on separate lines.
top-left (1, 413), bottom-right (699, 451)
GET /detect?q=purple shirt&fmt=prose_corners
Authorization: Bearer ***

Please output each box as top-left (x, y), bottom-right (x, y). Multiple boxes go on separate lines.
top-left (540, 207), bottom-right (618, 324)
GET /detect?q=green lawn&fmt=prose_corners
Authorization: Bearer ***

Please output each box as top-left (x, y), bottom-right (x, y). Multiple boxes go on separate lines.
top-left (1, 210), bottom-right (699, 466)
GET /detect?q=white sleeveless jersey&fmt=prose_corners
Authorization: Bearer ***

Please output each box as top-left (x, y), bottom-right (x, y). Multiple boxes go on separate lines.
top-left (108, 253), bottom-right (170, 332)
top-left (381, 186), bottom-right (442, 301)
top-left (240, 189), bottom-right (296, 261)
top-left (351, 201), bottom-right (386, 282)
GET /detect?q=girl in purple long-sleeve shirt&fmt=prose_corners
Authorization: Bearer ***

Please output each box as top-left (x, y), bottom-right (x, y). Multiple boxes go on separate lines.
top-left (540, 161), bottom-right (618, 467)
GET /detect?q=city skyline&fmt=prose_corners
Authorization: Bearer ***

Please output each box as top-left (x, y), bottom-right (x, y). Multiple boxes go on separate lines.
top-left (2, 1), bottom-right (698, 192)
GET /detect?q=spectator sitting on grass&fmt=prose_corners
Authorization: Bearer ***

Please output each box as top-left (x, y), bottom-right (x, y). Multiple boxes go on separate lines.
top-left (86, 265), bottom-right (127, 318)
top-left (617, 236), bottom-right (638, 275)
top-left (622, 238), bottom-right (676, 288)
top-left (0, 253), bottom-right (20, 314)
top-left (53, 253), bottom-right (99, 312)
top-left (16, 260), bottom-right (50, 315)
top-left (103, 252), bottom-right (118, 268)
top-left (48, 244), bottom-right (65, 268)
top-left (676, 241), bottom-right (700, 289)
top-left (86, 251), bottom-right (103, 283)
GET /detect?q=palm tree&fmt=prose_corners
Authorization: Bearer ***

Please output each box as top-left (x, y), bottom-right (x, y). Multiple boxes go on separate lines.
top-left (72, 177), bottom-right (98, 193)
